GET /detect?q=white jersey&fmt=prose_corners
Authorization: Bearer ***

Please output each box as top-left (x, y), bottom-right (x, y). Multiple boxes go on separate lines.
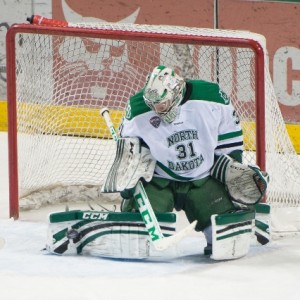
top-left (120, 80), bottom-right (243, 181)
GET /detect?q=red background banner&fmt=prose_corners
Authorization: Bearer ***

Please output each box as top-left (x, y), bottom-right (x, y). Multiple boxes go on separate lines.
top-left (52, 0), bottom-right (300, 122)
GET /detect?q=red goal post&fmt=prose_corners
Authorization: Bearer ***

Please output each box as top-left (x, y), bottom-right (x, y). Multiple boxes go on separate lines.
top-left (6, 17), bottom-right (300, 232)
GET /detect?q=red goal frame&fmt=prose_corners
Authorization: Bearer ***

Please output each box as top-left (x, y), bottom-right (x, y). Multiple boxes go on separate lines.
top-left (6, 23), bottom-right (266, 219)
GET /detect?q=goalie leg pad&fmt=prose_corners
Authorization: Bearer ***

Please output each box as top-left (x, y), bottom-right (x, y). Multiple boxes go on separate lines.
top-left (210, 210), bottom-right (255, 260)
top-left (46, 210), bottom-right (178, 259)
top-left (253, 203), bottom-right (271, 245)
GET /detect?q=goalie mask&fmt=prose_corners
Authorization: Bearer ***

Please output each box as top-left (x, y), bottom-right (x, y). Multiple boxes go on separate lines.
top-left (143, 65), bottom-right (186, 123)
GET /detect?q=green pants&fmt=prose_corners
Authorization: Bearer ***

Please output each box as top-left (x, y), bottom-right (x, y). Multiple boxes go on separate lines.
top-left (122, 176), bottom-right (236, 231)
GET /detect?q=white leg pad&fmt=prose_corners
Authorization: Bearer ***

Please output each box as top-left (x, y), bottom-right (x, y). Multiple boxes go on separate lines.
top-left (210, 210), bottom-right (255, 260)
top-left (254, 203), bottom-right (271, 245)
top-left (46, 210), bottom-right (178, 259)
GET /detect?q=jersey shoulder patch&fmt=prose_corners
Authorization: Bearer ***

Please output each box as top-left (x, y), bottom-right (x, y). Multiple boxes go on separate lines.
top-left (125, 89), bottom-right (151, 120)
top-left (187, 80), bottom-right (230, 105)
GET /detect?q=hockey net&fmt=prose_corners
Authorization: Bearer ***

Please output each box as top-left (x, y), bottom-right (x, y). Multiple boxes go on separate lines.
top-left (6, 17), bottom-right (300, 234)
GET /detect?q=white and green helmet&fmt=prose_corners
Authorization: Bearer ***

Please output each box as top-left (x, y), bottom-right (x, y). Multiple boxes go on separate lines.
top-left (143, 65), bottom-right (186, 123)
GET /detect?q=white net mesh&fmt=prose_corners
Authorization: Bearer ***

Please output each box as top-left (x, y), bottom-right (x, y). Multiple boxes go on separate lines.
top-left (9, 23), bottom-right (300, 223)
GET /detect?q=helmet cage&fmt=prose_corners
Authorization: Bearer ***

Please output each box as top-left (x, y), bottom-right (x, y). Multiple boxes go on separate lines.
top-left (143, 66), bottom-right (185, 123)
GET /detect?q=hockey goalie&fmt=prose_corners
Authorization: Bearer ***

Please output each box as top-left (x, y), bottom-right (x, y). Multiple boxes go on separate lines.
top-left (46, 65), bottom-right (270, 260)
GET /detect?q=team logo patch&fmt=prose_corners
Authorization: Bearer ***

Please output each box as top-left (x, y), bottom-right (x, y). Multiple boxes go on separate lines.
top-left (150, 116), bottom-right (161, 128)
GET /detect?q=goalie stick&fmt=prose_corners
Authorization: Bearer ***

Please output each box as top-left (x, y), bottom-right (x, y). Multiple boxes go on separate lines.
top-left (100, 108), bottom-right (197, 251)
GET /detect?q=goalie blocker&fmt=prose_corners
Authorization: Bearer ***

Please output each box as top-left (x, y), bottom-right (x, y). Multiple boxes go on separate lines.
top-left (101, 137), bottom-right (156, 193)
